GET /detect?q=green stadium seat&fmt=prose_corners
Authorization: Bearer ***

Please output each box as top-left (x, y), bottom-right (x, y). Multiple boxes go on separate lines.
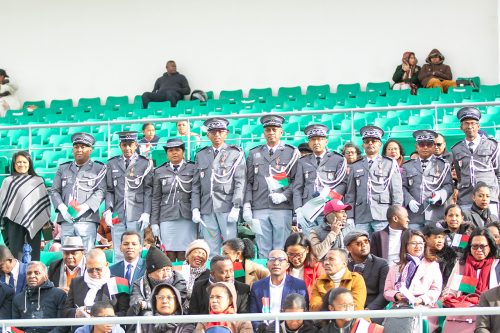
top-left (151, 149), bottom-right (167, 167)
top-left (408, 115), bottom-right (435, 126)
top-left (50, 99), bottom-right (73, 110)
top-left (41, 251), bottom-right (63, 267)
top-left (219, 89), bottom-right (243, 103)
top-left (417, 88), bottom-right (441, 103)
top-left (366, 82), bottom-right (391, 96)
top-left (22, 100), bottom-right (46, 110)
top-left (48, 135), bottom-right (70, 148)
top-left (37, 128), bottom-right (62, 144)
top-left (448, 86), bottom-right (472, 102)
top-left (478, 84), bottom-right (500, 100)
top-left (314, 95), bottom-right (336, 109)
top-left (248, 88), bottom-right (273, 103)
top-left (78, 97), bottom-right (101, 111)
top-left (278, 86), bottom-right (302, 101)
top-left (105, 96), bottom-right (130, 110)
top-left (306, 84), bottom-right (331, 99)
top-left (374, 116), bottom-right (399, 130)
top-left (42, 151), bottom-right (68, 168)
top-left (336, 83), bottom-right (361, 98)
top-left (386, 89), bottom-right (411, 105)
top-left (340, 118), bottom-right (366, 132)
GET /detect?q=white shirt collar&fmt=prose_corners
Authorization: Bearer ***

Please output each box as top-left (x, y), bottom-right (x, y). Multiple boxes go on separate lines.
top-left (314, 151), bottom-right (327, 159)
top-left (169, 160), bottom-right (184, 169)
top-left (269, 275), bottom-right (287, 288)
top-left (267, 142), bottom-right (282, 152)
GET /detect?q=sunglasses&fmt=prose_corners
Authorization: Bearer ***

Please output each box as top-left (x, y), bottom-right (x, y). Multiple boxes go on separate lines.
top-left (87, 267), bottom-right (104, 274)
top-left (417, 142), bottom-right (434, 148)
top-left (434, 143), bottom-right (443, 147)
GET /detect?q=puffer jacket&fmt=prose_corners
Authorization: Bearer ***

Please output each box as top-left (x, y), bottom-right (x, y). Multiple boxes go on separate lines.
top-left (418, 48), bottom-right (453, 87)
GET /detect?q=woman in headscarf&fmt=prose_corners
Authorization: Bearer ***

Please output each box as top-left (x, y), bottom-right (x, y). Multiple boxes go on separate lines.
top-left (195, 282), bottom-right (253, 333)
top-left (0, 151), bottom-right (50, 261)
top-left (0, 69), bottom-right (20, 117)
top-left (184, 240), bottom-right (210, 307)
top-left (222, 238), bottom-right (269, 287)
top-left (392, 52), bottom-right (421, 94)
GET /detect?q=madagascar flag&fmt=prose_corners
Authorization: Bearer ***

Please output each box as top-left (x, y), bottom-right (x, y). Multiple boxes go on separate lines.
top-left (111, 212), bottom-right (120, 225)
top-left (107, 277), bottom-right (130, 294)
top-left (325, 190), bottom-right (342, 202)
top-left (11, 328), bottom-right (24, 333)
top-left (449, 274), bottom-right (478, 294)
top-left (68, 200), bottom-right (81, 218)
top-left (233, 262), bottom-right (245, 279)
top-left (272, 172), bottom-right (289, 187)
top-left (452, 234), bottom-right (470, 249)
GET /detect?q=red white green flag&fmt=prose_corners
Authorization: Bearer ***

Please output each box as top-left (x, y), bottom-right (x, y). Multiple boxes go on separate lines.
top-left (266, 172), bottom-right (289, 191)
top-left (449, 274), bottom-right (478, 294)
top-left (68, 200), bottom-right (81, 218)
top-left (452, 234), bottom-right (470, 249)
top-left (233, 262), bottom-right (245, 279)
top-left (107, 277), bottom-right (130, 294)
top-left (111, 212), bottom-right (120, 225)
top-left (325, 190), bottom-right (342, 202)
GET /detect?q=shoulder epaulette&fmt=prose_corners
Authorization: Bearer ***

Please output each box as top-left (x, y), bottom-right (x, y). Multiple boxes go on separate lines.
top-left (381, 155), bottom-right (394, 162)
top-left (435, 156), bottom-right (447, 163)
top-left (137, 155), bottom-right (149, 161)
top-left (108, 155), bottom-right (120, 161)
top-left (284, 143), bottom-right (296, 150)
top-left (451, 141), bottom-right (463, 149)
top-left (487, 137), bottom-right (498, 144)
top-left (351, 156), bottom-right (364, 164)
top-left (94, 160), bottom-right (105, 165)
top-left (402, 158), bottom-right (414, 165)
top-left (249, 145), bottom-right (263, 151)
top-left (60, 161), bottom-right (71, 166)
top-left (197, 146), bottom-right (210, 153)
top-left (186, 160), bottom-right (195, 164)
top-left (155, 162), bottom-right (169, 170)
top-left (228, 144), bottom-right (243, 151)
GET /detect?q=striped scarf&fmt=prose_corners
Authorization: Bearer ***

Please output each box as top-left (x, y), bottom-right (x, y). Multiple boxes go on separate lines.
top-left (0, 175), bottom-right (51, 238)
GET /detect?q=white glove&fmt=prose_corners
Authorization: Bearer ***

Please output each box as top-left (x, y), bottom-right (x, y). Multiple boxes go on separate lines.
top-left (428, 192), bottom-right (441, 205)
top-left (192, 208), bottom-right (203, 224)
top-left (151, 224), bottom-right (160, 237)
top-left (139, 213), bottom-right (150, 230)
top-left (57, 204), bottom-right (73, 223)
top-left (319, 187), bottom-right (331, 200)
top-left (269, 193), bottom-right (287, 205)
top-left (103, 210), bottom-right (113, 227)
top-left (408, 200), bottom-right (420, 213)
top-left (295, 208), bottom-right (307, 228)
top-left (227, 207), bottom-right (240, 223)
top-left (76, 203), bottom-right (90, 218)
top-left (242, 203), bottom-right (253, 223)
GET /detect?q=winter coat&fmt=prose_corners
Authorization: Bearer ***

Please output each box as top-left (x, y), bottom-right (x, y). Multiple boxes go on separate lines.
top-left (260, 320), bottom-right (318, 333)
top-left (434, 245), bottom-right (458, 286)
top-left (418, 49), bottom-right (453, 87)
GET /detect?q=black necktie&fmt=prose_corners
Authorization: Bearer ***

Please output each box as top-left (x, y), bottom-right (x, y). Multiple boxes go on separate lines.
top-left (316, 156), bottom-right (321, 166)
top-left (8, 272), bottom-right (14, 288)
top-left (421, 159), bottom-right (428, 170)
top-left (269, 148), bottom-right (274, 157)
top-left (214, 149), bottom-right (219, 157)
top-left (125, 159), bottom-right (130, 169)
top-left (173, 165), bottom-right (179, 172)
top-left (468, 141), bottom-right (474, 154)
top-left (368, 160), bottom-right (373, 168)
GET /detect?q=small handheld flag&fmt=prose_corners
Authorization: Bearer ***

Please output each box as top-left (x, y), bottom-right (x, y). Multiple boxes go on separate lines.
top-left (233, 262), bottom-right (245, 279)
top-left (68, 200), bottom-right (81, 218)
top-left (449, 274), bottom-right (478, 294)
top-left (107, 277), bottom-right (130, 295)
top-left (452, 234), bottom-right (470, 249)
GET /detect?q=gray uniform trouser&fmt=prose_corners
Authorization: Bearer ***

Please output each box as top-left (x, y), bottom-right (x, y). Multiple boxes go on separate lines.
top-left (112, 221), bottom-right (142, 262)
top-left (61, 221), bottom-right (97, 253)
top-left (253, 209), bottom-right (293, 258)
top-left (201, 212), bottom-right (236, 259)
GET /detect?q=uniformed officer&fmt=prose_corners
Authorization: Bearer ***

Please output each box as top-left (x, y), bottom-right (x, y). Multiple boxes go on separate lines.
top-left (49, 132), bottom-right (106, 251)
top-left (402, 130), bottom-right (453, 230)
top-left (243, 115), bottom-right (300, 258)
top-left (151, 138), bottom-right (196, 262)
top-left (292, 124), bottom-right (347, 235)
top-left (344, 125), bottom-right (403, 235)
top-left (452, 107), bottom-right (500, 217)
top-left (191, 117), bottom-right (246, 258)
top-left (105, 131), bottom-right (153, 260)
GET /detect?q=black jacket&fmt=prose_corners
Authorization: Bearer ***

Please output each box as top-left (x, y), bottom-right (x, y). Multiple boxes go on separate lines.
top-left (188, 278), bottom-right (250, 314)
top-left (0, 282), bottom-right (14, 319)
top-left (260, 320), bottom-right (318, 333)
top-left (435, 245), bottom-right (457, 286)
top-left (12, 280), bottom-right (67, 333)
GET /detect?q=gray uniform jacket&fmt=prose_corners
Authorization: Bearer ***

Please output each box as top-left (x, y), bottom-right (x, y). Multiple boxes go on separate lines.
top-left (191, 144), bottom-right (246, 214)
top-left (105, 154), bottom-right (153, 223)
top-left (152, 161), bottom-right (195, 223)
top-left (292, 151), bottom-right (347, 210)
top-left (402, 156), bottom-right (453, 224)
top-left (452, 137), bottom-right (500, 205)
top-left (49, 160), bottom-right (106, 223)
top-left (245, 143), bottom-right (299, 210)
top-left (345, 155), bottom-right (403, 222)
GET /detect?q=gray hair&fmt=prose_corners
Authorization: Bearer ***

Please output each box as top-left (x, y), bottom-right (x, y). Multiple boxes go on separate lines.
top-left (27, 261), bottom-right (48, 275)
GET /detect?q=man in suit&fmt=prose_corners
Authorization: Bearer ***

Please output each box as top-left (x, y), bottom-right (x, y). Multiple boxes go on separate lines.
top-left (249, 249), bottom-right (308, 330)
top-left (48, 236), bottom-right (86, 293)
top-left (49, 132), bottom-right (107, 251)
top-left (189, 255), bottom-right (249, 314)
top-left (475, 285), bottom-right (500, 332)
top-left (0, 245), bottom-right (26, 295)
top-left (402, 130), bottom-right (453, 231)
top-left (344, 125), bottom-right (404, 235)
top-left (345, 230), bottom-right (388, 322)
top-left (0, 281), bottom-right (13, 319)
top-left (109, 231), bottom-right (146, 285)
top-left (105, 131), bottom-right (153, 261)
top-left (243, 115), bottom-right (300, 257)
top-left (370, 205), bottom-right (408, 265)
top-left (191, 117), bottom-right (246, 258)
top-left (452, 106), bottom-right (500, 218)
top-left (293, 124), bottom-right (347, 236)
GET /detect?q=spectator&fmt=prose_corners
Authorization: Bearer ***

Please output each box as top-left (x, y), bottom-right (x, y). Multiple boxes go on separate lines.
top-left (319, 288), bottom-right (383, 333)
top-left (445, 227), bottom-right (499, 295)
top-left (0, 245), bottom-right (27, 294)
top-left (109, 231), bottom-right (146, 285)
top-left (75, 301), bottom-right (125, 333)
top-left (434, 133), bottom-right (453, 164)
top-left (344, 125), bottom-right (404, 235)
top-left (309, 199), bottom-right (353, 260)
top-left (423, 224), bottom-right (456, 286)
top-left (438, 204), bottom-right (475, 256)
top-left (464, 182), bottom-right (499, 228)
top-left (12, 261), bottom-right (67, 333)
top-left (310, 249), bottom-right (366, 311)
top-left (370, 205), bottom-right (409, 264)
top-left (392, 51), bottom-right (421, 93)
top-left (486, 221), bottom-right (500, 248)
top-left (137, 123), bottom-right (160, 157)
top-left (48, 236), bottom-right (86, 293)
top-left (0, 69), bottom-right (20, 117)
top-left (139, 284), bottom-right (194, 333)
top-left (342, 142), bottom-right (361, 165)
top-left (222, 238), bottom-right (269, 287)
top-left (129, 246), bottom-right (186, 316)
top-left (189, 255), bottom-right (250, 315)
top-left (195, 282), bottom-right (253, 333)
top-left (64, 249), bottom-right (129, 319)
top-left (258, 294), bottom-right (317, 333)
top-left (383, 138), bottom-right (405, 168)
top-left (96, 216), bottom-right (112, 248)
top-left (183, 240), bottom-right (211, 302)
top-left (176, 120), bottom-right (201, 146)
top-left (418, 49), bottom-right (457, 92)
top-left (345, 230), bottom-right (389, 311)
top-left (409, 151), bottom-right (419, 160)
top-left (142, 60), bottom-right (190, 108)
top-left (475, 285), bottom-right (500, 333)
top-left (384, 230), bottom-right (443, 307)
top-left (0, 151), bottom-right (50, 262)
top-left (0, 281), bottom-right (13, 319)
top-left (284, 233), bottom-right (325, 297)
top-left (250, 250), bottom-right (309, 330)
top-left (298, 142), bottom-right (313, 157)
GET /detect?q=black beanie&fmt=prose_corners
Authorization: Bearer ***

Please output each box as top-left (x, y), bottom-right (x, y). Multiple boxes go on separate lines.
top-left (146, 246), bottom-right (172, 274)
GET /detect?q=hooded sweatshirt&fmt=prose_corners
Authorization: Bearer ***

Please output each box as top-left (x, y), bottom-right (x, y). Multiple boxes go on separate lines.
top-left (418, 49), bottom-right (453, 87)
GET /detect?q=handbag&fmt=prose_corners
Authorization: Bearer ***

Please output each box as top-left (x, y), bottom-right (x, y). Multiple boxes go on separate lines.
top-left (442, 294), bottom-right (479, 308)
top-left (383, 303), bottom-right (419, 333)
top-left (443, 315), bottom-right (476, 333)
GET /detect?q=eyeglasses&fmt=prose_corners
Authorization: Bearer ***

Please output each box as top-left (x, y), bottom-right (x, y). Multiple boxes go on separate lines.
top-left (155, 295), bottom-right (176, 302)
top-left (87, 267), bottom-right (104, 274)
top-left (408, 242), bottom-right (425, 247)
top-left (334, 303), bottom-right (355, 310)
top-left (434, 143), bottom-right (443, 147)
top-left (471, 244), bottom-right (489, 251)
top-left (268, 257), bottom-right (288, 264)
top-left (417, 142), bottom-right (434, 148)
top-left (286, 250), bottom-right (306, 259)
